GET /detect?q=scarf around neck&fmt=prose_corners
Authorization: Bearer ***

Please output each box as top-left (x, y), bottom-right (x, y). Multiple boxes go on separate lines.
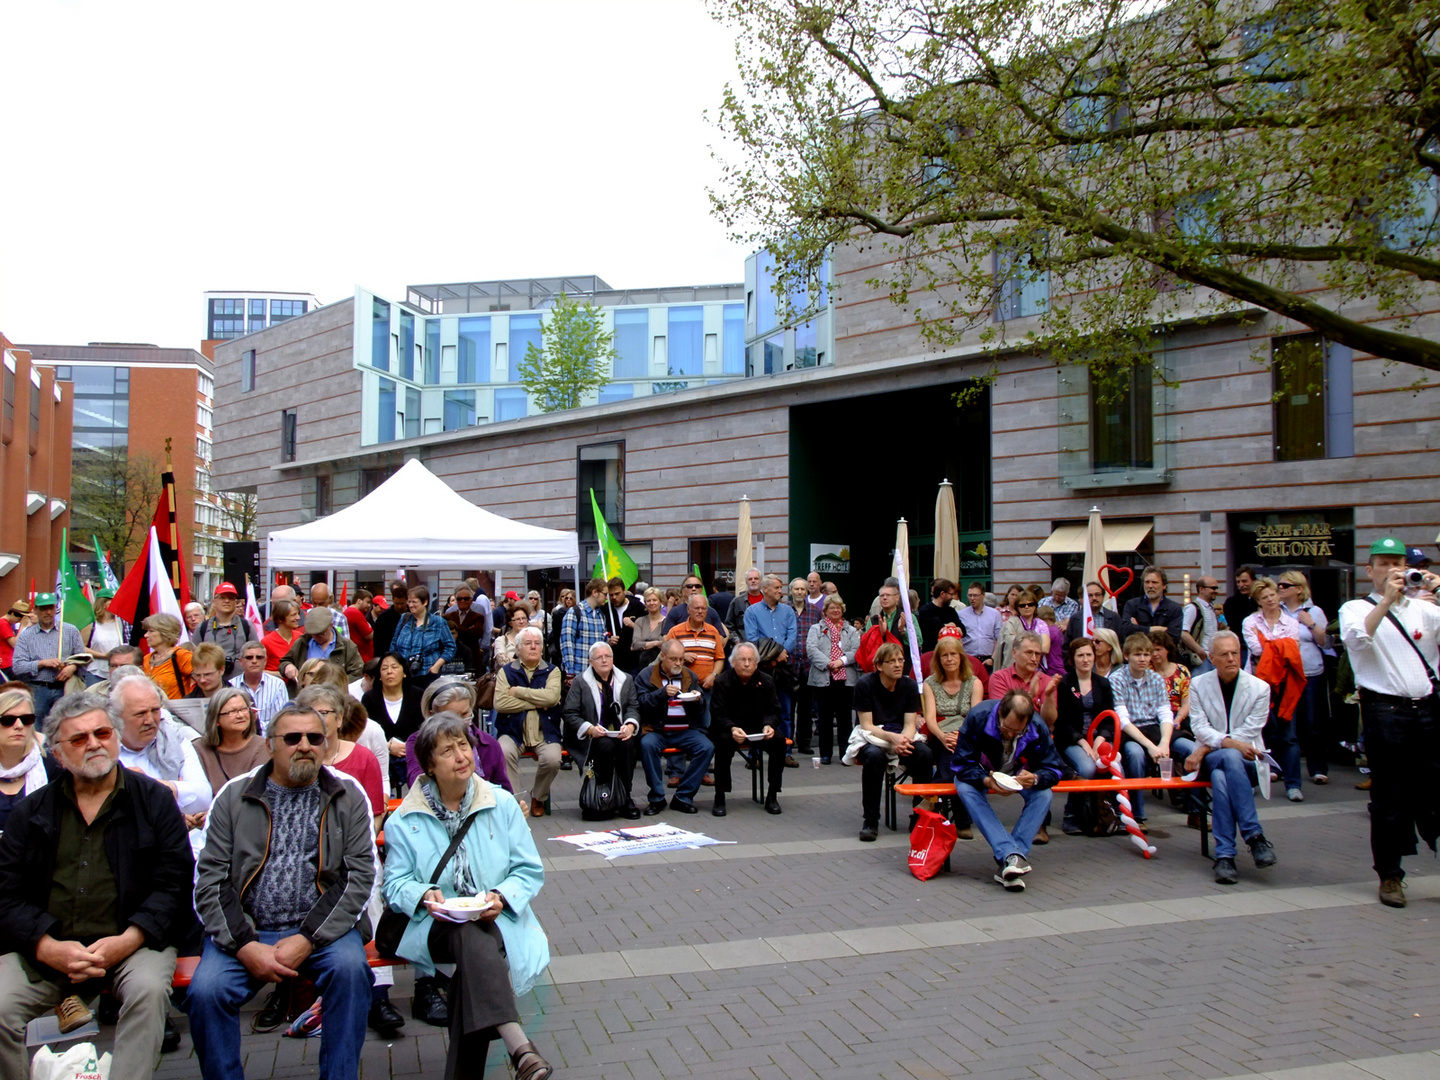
top-left (422, 778), bottom-right (479, 896)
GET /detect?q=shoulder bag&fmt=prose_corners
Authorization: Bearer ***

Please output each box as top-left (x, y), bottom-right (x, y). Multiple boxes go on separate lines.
top-left (373, 810), bottom-right (479, 959)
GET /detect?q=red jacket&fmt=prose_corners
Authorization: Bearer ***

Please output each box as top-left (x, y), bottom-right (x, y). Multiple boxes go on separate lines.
top-left (1254, 637), bottom-right (1306, 721)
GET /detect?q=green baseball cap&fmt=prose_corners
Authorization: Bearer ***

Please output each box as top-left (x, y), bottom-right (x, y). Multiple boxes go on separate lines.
top-left (1369, 537), bottom-right (1406, 557)
top-left (95, 588), bottom-right (117, 601)
top-left (33, 592), bottom-right (57, 607)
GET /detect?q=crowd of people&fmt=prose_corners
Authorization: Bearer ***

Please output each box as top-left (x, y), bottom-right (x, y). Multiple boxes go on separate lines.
top-left (0, 537), bottom-right (1437, 1079)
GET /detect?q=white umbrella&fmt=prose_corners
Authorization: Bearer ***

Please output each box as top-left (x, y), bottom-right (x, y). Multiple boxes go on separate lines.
top-left (736, 497), bottom-right (752, 584)
top-left (934, 481), bottom-right (959, 582)
top-left (895, 518), bottom-right (911, 584)
top-left (1079, 505), bottom-right (1110, 637)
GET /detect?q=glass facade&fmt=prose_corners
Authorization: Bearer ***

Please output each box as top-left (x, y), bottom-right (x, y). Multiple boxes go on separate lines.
top-left (667, 307), bottom-right (703, 377)
top-left (495, 388), bottom-right (528, 422)
top-left (613, 309), bottom-right (649, 378)
top-left (208, 299), bottom-right (245, 340)
top-left (398, 311), bottom-right (415, 380)
top-left (723, 303), bottom-right (744, 374)
top-left (509, 315), bottom-right (541, 382)
top-left (444, 389), bottom-right (476, 431)
top-left (598, 384), bottom-right (634, 404)
top-left (377, 378), bottom-right (396, 442)
top-left (404, 386), bottom-right (420, 439)
top-left (271, 299), bottom-right (307, 321)
top-left (755, 252), bottom-right (778, 336)
top-left (795, 320), bottom-right (818, 368)
top-left (248, 299), bottom-right (266, 335)
top-left (371, 299), bottom-right (390, 371)
top-left (424, 319), bottom-right (441, 384)
top-left (457, 317), bottom-right (489, 383)
top-left (65, 365), bottom-right (130, 453)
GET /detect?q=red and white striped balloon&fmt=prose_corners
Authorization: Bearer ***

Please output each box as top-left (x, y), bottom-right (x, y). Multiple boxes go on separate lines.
top-left (1086, 710), bottom-right (1157, 859)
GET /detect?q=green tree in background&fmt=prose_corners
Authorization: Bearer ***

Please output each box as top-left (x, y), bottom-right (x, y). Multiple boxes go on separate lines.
top-left (518, 295), bottom-right (620, 412)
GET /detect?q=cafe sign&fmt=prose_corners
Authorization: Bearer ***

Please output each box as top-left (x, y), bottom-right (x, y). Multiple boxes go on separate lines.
top-left (1254, 522), bottom-right (1333, 558)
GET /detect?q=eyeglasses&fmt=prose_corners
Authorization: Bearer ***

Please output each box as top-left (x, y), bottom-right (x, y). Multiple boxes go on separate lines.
top-left (278, 731), bottom-right (326, 747)
top-left (684, 583), bottom-right (703, 589)
top-left (0, 713), bottom-right (36, 728)
top-left (63, 726), bottom-right (116, 749)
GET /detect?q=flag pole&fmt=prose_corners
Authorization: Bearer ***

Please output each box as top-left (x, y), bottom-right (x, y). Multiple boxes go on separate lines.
top-left (57, 529), bottom-right (66, 662)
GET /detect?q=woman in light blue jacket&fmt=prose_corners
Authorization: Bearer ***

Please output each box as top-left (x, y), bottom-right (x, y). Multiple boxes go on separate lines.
top-left (382, 712), bottom-right (553, 1080)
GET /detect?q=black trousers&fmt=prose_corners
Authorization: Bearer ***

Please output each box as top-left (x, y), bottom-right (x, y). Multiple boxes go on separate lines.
top-left (1361, 694), bottom-right (1440, 880)
top-left (428, 918), bottom-right (519, 1080)
top-left (858, 739), bottom-right (934, 824)
top-left (713, 731), bottom-right (787, 797)
top-left (793, 679), bottom-right (814, 750)
top-left (582, 732), bottom-right (639, 804)
top-left (815, 682), bottom-right (853, 759)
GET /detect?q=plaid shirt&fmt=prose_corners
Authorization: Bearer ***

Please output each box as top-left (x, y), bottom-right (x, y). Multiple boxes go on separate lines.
top-left (561, 603), bottom-right (609, 677)
top-left (1038, 595), bottom-right (1079, 626)
top-left (794, 598), bottom-right (824, 678)
top-left (1109, 666), bottom-right (1174, 727)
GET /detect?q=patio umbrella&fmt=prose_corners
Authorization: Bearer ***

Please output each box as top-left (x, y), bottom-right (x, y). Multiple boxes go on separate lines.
top-left (1079, 505), bottom-right (1110, 637)
top-left (736, 497), bottom-right (752, 582)
top-left (895, 518), bottom-right (911, 584)
top-left (933, 480), bottom-right (960, 582)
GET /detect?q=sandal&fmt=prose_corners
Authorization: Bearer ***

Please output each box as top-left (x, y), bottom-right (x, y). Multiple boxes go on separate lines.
top-left (511, 1040), bottom-right (554, 1080)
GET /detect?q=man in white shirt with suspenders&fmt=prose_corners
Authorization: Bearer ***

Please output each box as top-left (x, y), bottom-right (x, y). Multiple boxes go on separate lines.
top-left (1339, 537), bottom-right (1440, 908)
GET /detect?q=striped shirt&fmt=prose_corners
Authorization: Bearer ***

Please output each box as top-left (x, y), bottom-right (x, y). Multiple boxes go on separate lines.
top-left (665, 621), bottom-right (725, 682)
top-left (229, 672), bottom-right (290, 734)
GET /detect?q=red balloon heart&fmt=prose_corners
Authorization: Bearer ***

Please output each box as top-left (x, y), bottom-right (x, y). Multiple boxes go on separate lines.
top-left (1099, 564), bottom-right (1134, 600)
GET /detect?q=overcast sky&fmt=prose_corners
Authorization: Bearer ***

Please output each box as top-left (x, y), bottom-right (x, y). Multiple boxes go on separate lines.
top-left (0, 1), bottom-right (749, 349)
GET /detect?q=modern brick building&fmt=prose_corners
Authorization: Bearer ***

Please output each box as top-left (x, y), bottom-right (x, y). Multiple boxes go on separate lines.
top-left (23, 342), bottom-right (231, 596)
top-left (0, 333), bottom-right (74, 608)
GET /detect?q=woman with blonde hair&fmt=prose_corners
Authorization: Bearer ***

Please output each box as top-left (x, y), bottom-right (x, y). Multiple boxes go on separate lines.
top-left (629, 587), bottom-right (667, 670)
top-left (0, 685), bottom-right (56, 830)
top-left (920, 627), bottom-right (979, 837)
top-left (1242, 576), bottom-right (1305, 800)
top-left (1091, 628), bottom-right (1122, 677)
top-left (141, 613), bottom-right (193, 699)
top-left (1277, 569), bottom-right (1331, 785)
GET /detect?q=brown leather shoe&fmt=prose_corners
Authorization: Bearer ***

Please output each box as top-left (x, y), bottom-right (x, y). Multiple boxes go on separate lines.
top-left (1379, 877), bottom-right (1407, 908)
top-left (55, 996), bottom-right (92, 1034)
top-left (1356, 777), bottom-right (1372, 791)
top-left (529, 797), bottom-right (547, 818)
top-left (1033, 826), bottom-right (1050, 845)
top-left (1187, 813), bottom-right (1204, 831)
top-left (510, 1041), bottom-right (554, 1080)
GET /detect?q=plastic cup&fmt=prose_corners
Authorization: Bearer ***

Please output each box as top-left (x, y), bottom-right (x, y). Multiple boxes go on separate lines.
top-left (812, 756), bottom-right (821, 769)
top-left (515, 789), bottom-right (531, 815)
top-left (1159, 758), bottom-right (1173, 781)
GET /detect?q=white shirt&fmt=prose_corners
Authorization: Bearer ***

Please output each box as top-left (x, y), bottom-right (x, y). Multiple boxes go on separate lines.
top-left (119, 736), bottom-right (212, 814)
top-left (1340, 593), bottom-right (1440, 700)
top-left (229, 671), bottom-right (290, 734)
top-left (1242, 610), bottom-right (1303, 674)
top-left (1282, 601), bottom-right (1328, 677)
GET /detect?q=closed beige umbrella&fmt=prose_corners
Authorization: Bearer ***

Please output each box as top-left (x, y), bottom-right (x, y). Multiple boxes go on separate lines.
top-left (934, 480), bottom-right (959, 582)
top-left (736, 497), bottom-right (752, 584)
top-left (895, 518), bottom-right (911, 584)
top-left (1079, 505), bottom-right (1110, 637)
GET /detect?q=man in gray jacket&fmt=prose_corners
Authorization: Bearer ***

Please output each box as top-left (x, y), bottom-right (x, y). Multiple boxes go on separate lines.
top-left (186, 702), bottom-right (377, 1079)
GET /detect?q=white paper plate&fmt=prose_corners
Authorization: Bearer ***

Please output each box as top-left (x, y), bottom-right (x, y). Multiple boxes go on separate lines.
top-left (436, 896), bottom-right (494, 921)
top-left (745, 732), bottom-right (766, 742)
top-left (991, 770), bottom-right (1023, 792)
top-left (676, 691), bottom-right (702, 702)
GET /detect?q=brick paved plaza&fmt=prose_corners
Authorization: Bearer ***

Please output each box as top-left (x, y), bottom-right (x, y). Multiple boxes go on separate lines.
top-left (122, 759), bottom-right (1440, 1079)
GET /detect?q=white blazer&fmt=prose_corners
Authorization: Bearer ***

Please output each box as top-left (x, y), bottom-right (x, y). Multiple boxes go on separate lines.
top-left (1188, 668), bottom-right (1270, 750)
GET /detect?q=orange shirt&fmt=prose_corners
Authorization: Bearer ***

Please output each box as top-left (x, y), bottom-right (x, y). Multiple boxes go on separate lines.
top-left (144, 647), bottom-right (194, 700)
top-left (664, 621), bottom-right (725, 682)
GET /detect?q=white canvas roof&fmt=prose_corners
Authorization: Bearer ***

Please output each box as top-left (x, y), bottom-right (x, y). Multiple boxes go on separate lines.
top-left (265, 459), bottom-right (580, 572)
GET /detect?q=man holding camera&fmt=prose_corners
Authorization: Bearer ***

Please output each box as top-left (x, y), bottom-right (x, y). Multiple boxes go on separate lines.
top-left (1339, 537), bottom-right (1440, 908)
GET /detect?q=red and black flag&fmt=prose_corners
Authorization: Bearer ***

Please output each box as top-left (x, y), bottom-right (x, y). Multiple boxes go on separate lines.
top-left (110, 467), bottom-right (192, 646)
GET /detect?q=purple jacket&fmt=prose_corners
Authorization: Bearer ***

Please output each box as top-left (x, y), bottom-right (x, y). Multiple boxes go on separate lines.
top-left (404, 726), bottom-right (512, 793)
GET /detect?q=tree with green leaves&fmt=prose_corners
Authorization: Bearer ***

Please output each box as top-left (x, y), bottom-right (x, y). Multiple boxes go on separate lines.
top-left (709, 0), bottom-right (1440, 383)
top-left (518, 295), bottom-right (620, 412)
top-left (69, 448), bottom-right (164, 575)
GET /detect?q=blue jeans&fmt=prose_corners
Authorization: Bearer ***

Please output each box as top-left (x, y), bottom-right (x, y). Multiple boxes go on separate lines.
top-left (186, 928), bottom-right (372, 1080)
top-left (1199, 748), bottom-right (1262, 859)
top-left (954, 782), bottom-right (1052, 863)
top-left (640, 728), bottom-right (713, 805)
top-left (28, 682), bottom-right (64, 725)
top-left (1263, 709), bottom-right (1303, 792)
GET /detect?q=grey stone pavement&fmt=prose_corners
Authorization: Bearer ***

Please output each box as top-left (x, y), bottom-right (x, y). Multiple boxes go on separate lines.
top-left (67, 757), bottom-right (1440, 1078)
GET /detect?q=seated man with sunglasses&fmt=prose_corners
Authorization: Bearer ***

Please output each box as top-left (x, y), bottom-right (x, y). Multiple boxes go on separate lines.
top-left (188, 702), bottom-right (377, 1080)
top-left (0, 691), bottom-right (199, 1080)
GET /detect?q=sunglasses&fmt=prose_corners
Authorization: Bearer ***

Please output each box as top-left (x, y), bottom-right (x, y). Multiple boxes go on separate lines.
top-left (1, 713), bottom-right (36, 728)
top-left (1017, 602), bottom-right (1037, 608)
top-left (63, 726), bottom-right (116, 749)
top-left (278, 731), bottom-right (327, 747)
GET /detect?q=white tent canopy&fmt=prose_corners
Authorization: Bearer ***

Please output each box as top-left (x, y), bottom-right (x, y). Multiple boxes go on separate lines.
top-left (266, 459), bottom-right (580, 572)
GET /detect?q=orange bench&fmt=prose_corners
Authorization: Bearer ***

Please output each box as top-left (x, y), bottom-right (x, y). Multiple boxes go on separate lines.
top-left (893, 778), bottom-right (1215, 856)
top-left (171, 940), bottom-right (403, 989)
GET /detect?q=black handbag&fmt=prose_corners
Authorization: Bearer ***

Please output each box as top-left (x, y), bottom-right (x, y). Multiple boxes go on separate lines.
top-left (373, 810), bottom-right (478, 959)
top-left (578, 702), bottom-right (625, 821)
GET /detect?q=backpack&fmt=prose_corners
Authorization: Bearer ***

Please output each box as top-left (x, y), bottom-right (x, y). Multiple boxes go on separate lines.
top-left (1069, 791), bottom-right (1123, 837)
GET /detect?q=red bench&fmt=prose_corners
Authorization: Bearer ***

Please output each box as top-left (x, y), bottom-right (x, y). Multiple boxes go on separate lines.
top-left (171, 940), bottom-right (403, 989)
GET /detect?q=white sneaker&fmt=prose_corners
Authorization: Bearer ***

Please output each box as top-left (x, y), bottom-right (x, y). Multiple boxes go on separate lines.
top-left (1000, 853), bottom-right (1031, 880)
top-left (1287, 788), bottom-right (1304, 802)
top-left (993, 871), bottom-right (1026, 891)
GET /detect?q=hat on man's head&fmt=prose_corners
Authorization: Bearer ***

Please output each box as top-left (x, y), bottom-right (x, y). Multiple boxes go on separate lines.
top-left (1369, 537), bottom-right (1406, 557)
top-left (504, 590), bottom-right (521, 602)
top-left (213, 582), bottom-right (239, 598)
top-left (95, 588), bottom-right (116, 601)
top-left (1406, 546), bottom-right (1431, 568)
top-left (303, 608), bottom-right (332, 635)
top-left (9, 600), bottom-right (31, 616)
top-left (33, 592), bottom-right (57, 608)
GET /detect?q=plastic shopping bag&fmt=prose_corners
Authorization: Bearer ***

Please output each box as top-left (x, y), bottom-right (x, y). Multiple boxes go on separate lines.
top-left (907, 806), bottom-right (957, 881)
top-left (30, 1042), bottom-right (110, 1080)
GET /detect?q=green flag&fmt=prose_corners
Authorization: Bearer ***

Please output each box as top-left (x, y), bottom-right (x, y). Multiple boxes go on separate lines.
top-left (690, 564), bottom-right (707, 598)
top-left (589, 489), bottom-right (638, 588)
top-left (57, 529), bottom-right (95, 633)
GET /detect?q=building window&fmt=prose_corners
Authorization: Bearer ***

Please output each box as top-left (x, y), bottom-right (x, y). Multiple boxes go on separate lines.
top-left (795, 320), bottom-right (818, 368)
top-left (457, 317), bottom-right (490, 383)
top-left (3, 363), bottom-right (13, 436)
top-left (361, 465), bottom-right (396, 496)
top-left (424, 320), bottom-right (441, 384)
top-left (280, 409), bottom-right (297, 462)
top-left (315, 474), bottom-right (332, 517)
top-left (667, 307), bottom-right (703, 377)
top-left (371, 299), bottom-right (390, 371)
top-left (271, 299), bottom-right (307, 321)
top-left (377, 378), bottom-right (396, 442)
top-left (1273, 333), bottom-right (1352, 461)
top-left (208, 298), bottom-right (246, 340)
top-left (248, 299), bottom-right (266, 335)
top-left (598, 384), bottom-right (633, 404)
top-left (1090, 363), bottom-right (1153, 472)
top-left (689, 536), bottom-right (739, 592)
top-left (398, 310), bottom-right (415, 380)
top-left (508, 315), bottom-right (541, 383)
top-left (241, 349), bottom-right (256, 393)
top-left (613, 309), bottom-right (649, 378)
top-left (577, 442), bottom-right (624, 543)
top-left (764, 334), bottom-right (784, 374)
top-left (755, 252), bottom-right (778, 336)
top-left (995, 245), bottom-right (1049, 320)
top-left (494, 388), bottom-right (528, 422)
top-left (404, 387), bottom-right (420, 440)
top-left (443, 389), bottom-right (476, 431)
top-left (722, 303), bottom-right (745, 374)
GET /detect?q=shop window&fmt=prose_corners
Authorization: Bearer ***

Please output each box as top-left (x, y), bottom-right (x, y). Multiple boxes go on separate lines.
top-left (577, 441), bottom-right (624, 543)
